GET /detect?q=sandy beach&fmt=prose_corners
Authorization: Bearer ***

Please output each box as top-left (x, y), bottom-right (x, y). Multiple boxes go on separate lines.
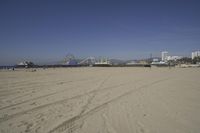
top-left (0, 67), bottom-right (200, 133)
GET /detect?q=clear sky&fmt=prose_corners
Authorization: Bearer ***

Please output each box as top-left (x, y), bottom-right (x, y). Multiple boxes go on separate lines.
top-left (0, 0), bottom-right (200, 65)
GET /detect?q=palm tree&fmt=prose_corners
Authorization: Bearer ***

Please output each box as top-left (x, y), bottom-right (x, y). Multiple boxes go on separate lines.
top-left (177, 57), bottom-right (192, 64)
top-left (193, 56), bottom-right (200, 64)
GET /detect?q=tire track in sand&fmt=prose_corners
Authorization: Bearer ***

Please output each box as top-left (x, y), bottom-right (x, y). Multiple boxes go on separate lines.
top-left (0, 75), bottom-right (136, 123)
top-left (0, 77), bottom-right (101, 111)
top-left (0, 76), bottom-right (97, 98)
top-left (48, 77), bottom-right (172, 133)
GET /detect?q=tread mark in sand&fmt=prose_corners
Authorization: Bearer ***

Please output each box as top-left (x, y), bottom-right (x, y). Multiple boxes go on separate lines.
top-left (48, 77), bottom-right (171, 133)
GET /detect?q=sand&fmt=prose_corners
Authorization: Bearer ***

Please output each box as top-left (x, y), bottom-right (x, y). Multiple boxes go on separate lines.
top-left (0, 67), bottom-right (200, 133)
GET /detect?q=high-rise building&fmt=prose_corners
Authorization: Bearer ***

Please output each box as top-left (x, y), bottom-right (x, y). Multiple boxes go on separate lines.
top-left (192, 51), bottom-right (200, 59)
top-left (161, 51), bottom-right (168, 61)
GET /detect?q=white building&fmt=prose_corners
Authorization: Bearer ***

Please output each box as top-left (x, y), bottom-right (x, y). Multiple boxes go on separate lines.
top-left (153, 58), bottom-right (159, 62)
top-left (161, 51), bottom-right (182, 62)
top-left (126, 61), bottom-right (137, 65)
top-left (161, 51), bottom-right (168, 61)
top-left (167, 56), bottom-right (182, 61)
top-left (192, 51), bottom-right (200, 59)
top-left (95, 58), bottom-right (111, 65)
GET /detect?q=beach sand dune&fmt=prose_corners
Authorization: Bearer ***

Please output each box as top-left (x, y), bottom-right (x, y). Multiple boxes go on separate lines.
top-left (0, 67), bottom-right (200, 133)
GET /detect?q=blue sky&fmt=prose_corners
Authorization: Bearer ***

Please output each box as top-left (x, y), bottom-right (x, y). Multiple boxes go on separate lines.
top-left (0, 0), bottom-right (200, 65)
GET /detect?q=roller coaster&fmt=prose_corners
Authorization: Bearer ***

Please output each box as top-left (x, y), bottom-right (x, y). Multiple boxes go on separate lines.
top-left (63, 54), bottom-right (111, 66)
